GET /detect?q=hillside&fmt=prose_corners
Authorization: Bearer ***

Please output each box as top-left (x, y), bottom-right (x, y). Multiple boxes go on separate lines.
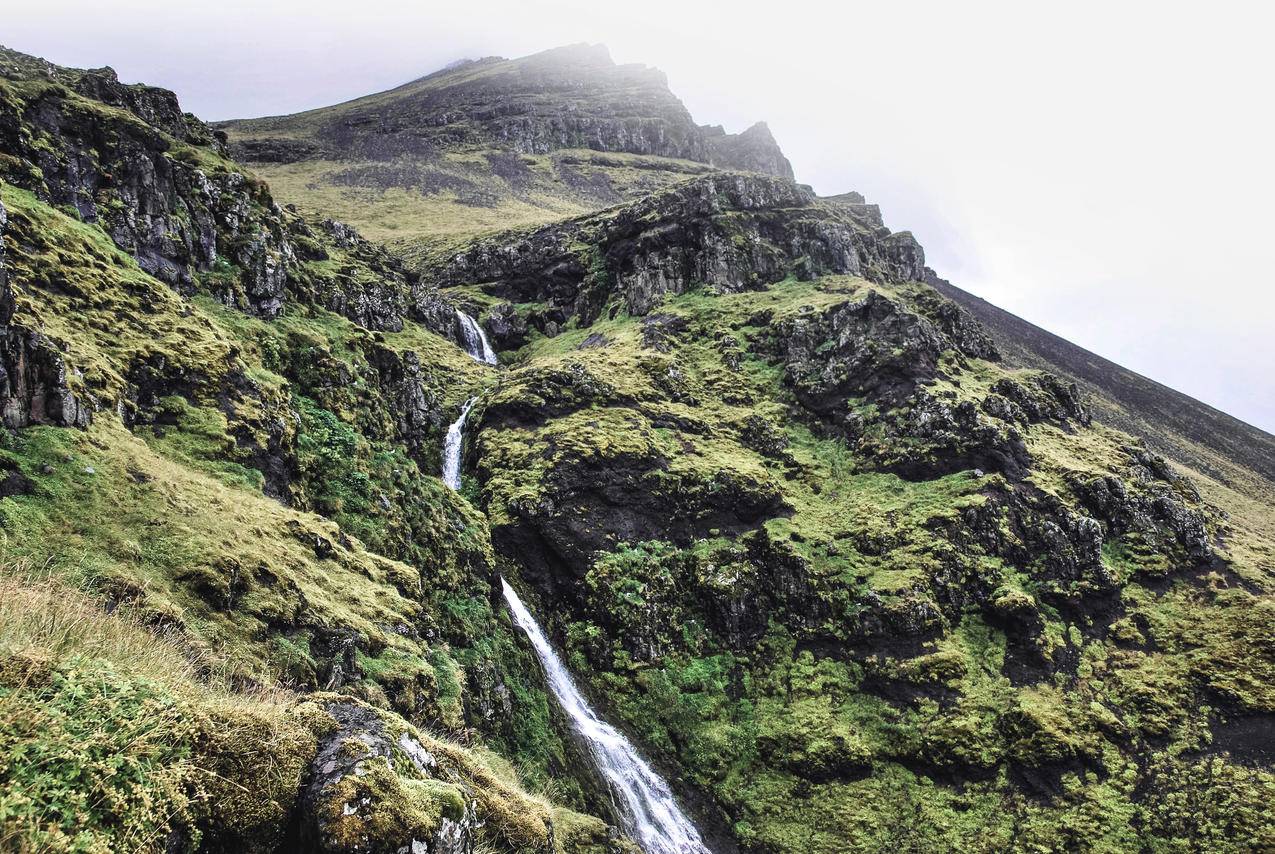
top-left (1, 42), bottom-right (1273, 854)
top-left (926, 273), bottom-right (1275, 487)
top-left (216, 44), bottom-right (793, 266)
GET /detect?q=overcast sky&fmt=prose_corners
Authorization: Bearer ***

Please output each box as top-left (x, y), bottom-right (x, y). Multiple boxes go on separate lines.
top-left (7, 0), bottom-right (1274, 433)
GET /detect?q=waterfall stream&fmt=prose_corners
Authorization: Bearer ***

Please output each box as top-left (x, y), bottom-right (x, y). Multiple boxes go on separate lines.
top-left (442, 397), bottom-right (476, 491)
top-left (455, 310), bottom-right (497, 365)
top-left (501, 579), bottom-right (712, 854)
top-left (440, 392), bottom-right (709, 853)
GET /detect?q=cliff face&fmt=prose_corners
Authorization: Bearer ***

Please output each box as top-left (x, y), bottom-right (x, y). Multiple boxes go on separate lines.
top-left (1, 41), bottom-right (1273, 854)
top-left (428, 174), bottom-right (923, 335)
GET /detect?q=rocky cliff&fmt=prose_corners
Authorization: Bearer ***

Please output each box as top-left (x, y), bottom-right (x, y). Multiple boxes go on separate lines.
top-left (1, 41), bottom-right (1273, 854)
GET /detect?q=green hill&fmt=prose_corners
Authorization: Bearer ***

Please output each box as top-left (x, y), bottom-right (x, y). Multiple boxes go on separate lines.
top-left (1, 42), bottom-right (1272, 854)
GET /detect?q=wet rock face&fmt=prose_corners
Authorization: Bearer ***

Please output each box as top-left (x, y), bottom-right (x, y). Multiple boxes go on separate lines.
top-left (430, 173), bottom-right (924, 330)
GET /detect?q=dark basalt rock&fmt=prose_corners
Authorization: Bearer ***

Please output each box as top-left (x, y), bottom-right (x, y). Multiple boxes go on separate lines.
top-left (989, 375), bottom-right (1089, 426)
top-left (480, 302), bottom-right (530, 351)
top-left (0, 200), bottom-right (90, 428)
top-left (0, 77), bottom-right (293, 314)
top-left (640, 312), bottom-right (688, 352)
top-left (762, 289), bottom-right (1095, 480)
top-left (0, 328), bottom-right (89, 429)
top-left (701, 121), bottom-right (795, 180)
top-left (288, 217), bottom-right (410, 331)
top-left (430, 173), bottom-right (925, 327)
top-left (1069, 444), bottom-right (1215, 566)
top-left (229, 136), bottom-right (322, 163)
top-left (1, 49), bottom-right (422, 330)
top-left (771, 290), bottom-right (945, 412)
top-left (69, 65), bottom-right (221, 150)
top-left (365, 344), bottom-right (448, 461)
top-left (295, 700), bottom-right (476, 854)
top-left (226, 44), bottom-right (796, 184)
top-left (821, 191), bottom-right (885, 228)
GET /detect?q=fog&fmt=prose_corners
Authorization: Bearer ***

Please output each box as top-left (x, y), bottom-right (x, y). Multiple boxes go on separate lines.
top-left (7, 0), bottom-right (1273, 432)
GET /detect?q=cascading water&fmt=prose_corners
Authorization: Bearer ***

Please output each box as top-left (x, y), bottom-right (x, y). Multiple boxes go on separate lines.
top-left (442, 397), bottom-right (477, 491)
top-left (501, 578), bottom-right (712, 854)
top-left (455, 310), bottom-right (497, 365)
top-left (439, 391), bottom-right (707, 852)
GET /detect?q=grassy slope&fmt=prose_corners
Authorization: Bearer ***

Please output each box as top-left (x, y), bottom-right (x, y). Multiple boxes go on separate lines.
top-left (227, 149), bottom-right (711, 269)
top-left (476, 274), bottom-right (1275, 852)
top-left (0, 180), bottom-right (615, 850)
top-left (0, 563), bottom-right (612, 853)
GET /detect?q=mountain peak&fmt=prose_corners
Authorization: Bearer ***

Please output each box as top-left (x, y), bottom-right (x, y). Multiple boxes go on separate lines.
top-left (218, 44), bottom-right (790, 172)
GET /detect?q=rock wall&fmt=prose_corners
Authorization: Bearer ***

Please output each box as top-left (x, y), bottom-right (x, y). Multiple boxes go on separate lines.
top-left (429, 173), bottom-right (925, 342)
top-left (0, 198), bottom-right (90, 428)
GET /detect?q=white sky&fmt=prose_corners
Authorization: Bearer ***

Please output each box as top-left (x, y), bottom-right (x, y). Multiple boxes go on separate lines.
top-left (7, 0), bottom-right (1274, 432)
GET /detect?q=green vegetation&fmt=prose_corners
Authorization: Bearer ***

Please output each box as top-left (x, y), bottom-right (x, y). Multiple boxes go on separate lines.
top-left (2, 41), bottom-right (1272, 853)
top-left (474, 275), bottom-right (1275, 852)
top-left (0, 563), bottom-right (614, 853)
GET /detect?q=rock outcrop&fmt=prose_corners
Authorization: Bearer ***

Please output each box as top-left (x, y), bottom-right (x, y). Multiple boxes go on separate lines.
top-left (296, 699), bottom-right (476, 854)
top-left (0, 198), bottom-right (91, 428)
top-left (0, 61), bottom-right (294, 315)
top-left (702, 121), bottom-right (794, 180)
top-left (430, 173), bottom-right (925, 337)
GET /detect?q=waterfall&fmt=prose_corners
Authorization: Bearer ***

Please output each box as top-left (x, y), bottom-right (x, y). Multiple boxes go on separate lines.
top-left (455, 310), bottom-right (497, 365)
top-left (500, 578), bottom-right (712, 854)
top-left (442, 397), bottom-right (477, 491)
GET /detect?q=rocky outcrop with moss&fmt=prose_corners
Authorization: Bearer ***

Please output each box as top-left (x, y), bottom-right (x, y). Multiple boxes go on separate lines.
top-left (0, 46), bottom-right (635, 853)
top-left (428, 174), bottom-right (924, 340)
top-left (1, 41), bottom-right (1273, 854)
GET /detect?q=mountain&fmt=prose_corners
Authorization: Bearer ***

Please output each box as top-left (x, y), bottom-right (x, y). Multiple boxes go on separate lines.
top-left (1, 41), bottom-right (1272, 854)
top-left (216, 44), bottom-right (793, 265)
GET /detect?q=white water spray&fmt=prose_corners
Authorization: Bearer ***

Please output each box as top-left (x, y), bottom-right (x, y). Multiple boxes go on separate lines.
top-left (456, 310), bottom-right (497, 365)
top-left (442, 397), bottom-right (477, 491)
top-left (500, 578), bottom-right (712, 854)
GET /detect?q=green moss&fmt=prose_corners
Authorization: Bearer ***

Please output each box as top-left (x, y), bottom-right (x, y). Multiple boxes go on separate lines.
top-left (0, 654), bottom-right (196, 852)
